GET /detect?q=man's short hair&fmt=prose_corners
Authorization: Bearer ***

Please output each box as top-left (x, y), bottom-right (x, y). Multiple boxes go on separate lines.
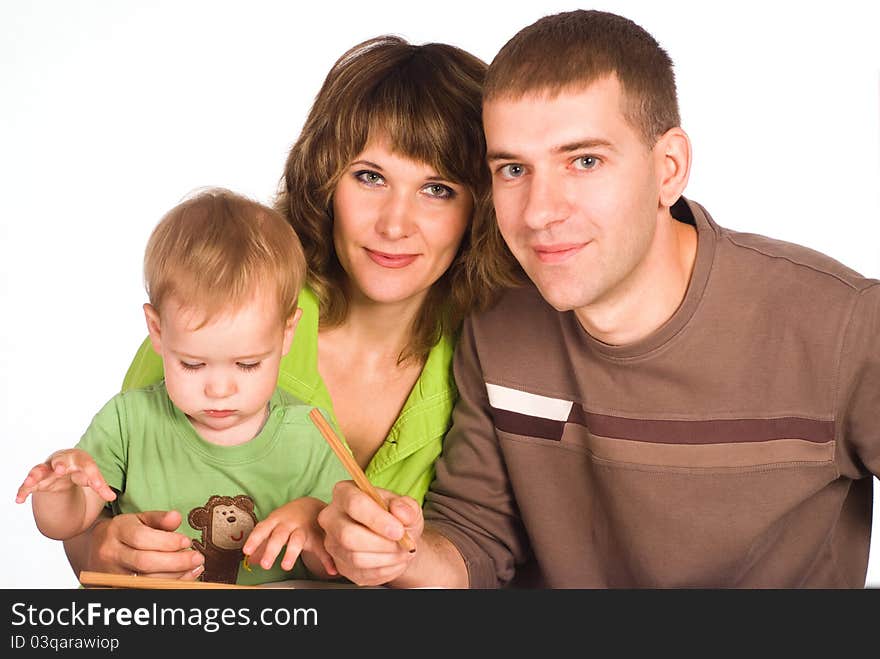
top-left (145, 188), bottom-right (305, 326)
top-left (484, 10), bottom-right (680, 145)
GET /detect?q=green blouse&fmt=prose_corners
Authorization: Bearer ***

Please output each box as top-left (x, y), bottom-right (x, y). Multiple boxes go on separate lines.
top-left (122, 287), bottom-right (458, 505)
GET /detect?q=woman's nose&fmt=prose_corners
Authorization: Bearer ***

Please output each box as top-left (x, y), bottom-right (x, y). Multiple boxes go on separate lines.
top-left (375, 192), bottom-right (416, 240)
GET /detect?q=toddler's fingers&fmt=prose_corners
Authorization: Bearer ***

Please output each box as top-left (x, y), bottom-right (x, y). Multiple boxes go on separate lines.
top-left (260, 525), bottom-right (292, 570)
top-left (15, 482), bottom-right (34, 504)
top-left (280, 527), bottom-right (306, 571)
top-left (242, 522), bottom-right (273, 557)
top-left (309, 537), bottom-right (338, 576)
top-left (79, 462), bottom-right (115, 502)
top-left (91, 480), bottom-right (117, 502)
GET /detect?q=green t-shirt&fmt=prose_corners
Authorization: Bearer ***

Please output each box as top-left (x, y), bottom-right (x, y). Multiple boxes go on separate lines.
top-left (122, 286), bottom-right (458, 505)
top-left (76, 382), bottom-right (349, 585)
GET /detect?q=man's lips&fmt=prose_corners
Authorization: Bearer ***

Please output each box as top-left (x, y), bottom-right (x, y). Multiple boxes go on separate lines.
top-left (533, 242), bottom-right (589, 264)
top-left (204, 410), bottom-right (235, 418)
top-left (365, 248), bottom-right (419, 269)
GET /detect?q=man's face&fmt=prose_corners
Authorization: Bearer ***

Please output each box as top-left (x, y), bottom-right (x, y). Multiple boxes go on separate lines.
top-left (484, 76), bottom-right (664, 316)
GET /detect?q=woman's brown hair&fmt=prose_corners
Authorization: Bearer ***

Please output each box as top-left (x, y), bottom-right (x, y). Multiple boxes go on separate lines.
top-left (275, 35), bottom-right (522, 363)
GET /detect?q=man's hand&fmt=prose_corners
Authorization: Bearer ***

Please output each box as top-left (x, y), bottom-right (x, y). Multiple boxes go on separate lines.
top-left (318, 481), bottom-right (423, 586)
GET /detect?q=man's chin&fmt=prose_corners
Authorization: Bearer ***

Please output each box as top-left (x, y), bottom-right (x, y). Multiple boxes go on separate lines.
top-left (532, 279), bottom-right (581, 313)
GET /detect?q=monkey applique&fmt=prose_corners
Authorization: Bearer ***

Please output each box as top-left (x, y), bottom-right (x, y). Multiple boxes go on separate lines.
top-left (188, 494), bottom-right (257, 584)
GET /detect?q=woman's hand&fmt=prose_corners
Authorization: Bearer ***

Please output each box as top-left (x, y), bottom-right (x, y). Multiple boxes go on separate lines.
top-left (318, 481), bottom-right (423, 586)
top-left (65, 510), bottom-right (205, 579)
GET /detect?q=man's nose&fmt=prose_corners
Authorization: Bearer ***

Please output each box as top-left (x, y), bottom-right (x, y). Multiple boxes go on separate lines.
top-left (375, 191), bottom-right (416, 240)
top-left (522, 170), bottom-right (570, 231)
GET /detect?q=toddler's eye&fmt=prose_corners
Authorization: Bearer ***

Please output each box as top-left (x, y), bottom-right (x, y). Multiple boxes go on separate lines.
top-left (180, 361), bottom-right (203, 371)
top-left (237, 362), bottom-right (261, 372)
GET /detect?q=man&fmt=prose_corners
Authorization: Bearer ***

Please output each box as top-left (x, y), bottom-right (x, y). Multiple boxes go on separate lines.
top-left (318, 10), bottom-right (880, 588)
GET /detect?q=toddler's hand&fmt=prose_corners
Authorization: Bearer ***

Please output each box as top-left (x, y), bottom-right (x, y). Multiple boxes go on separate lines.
top-left (242, 497), bottom-right (336, 577)
top-left (15, 449), bottom-right (116, 504)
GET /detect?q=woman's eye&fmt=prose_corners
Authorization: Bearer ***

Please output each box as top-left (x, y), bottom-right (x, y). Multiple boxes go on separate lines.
top-left (355, 170), bottom-right (385, 186)
top-left (498, 164), bottom-right (525, 179)
top-left (180, 361), bottom-right (203, 371)
top-left (236, 362), bottom-right (261, 372)
top-left (423, 183), bottom-right (455, 199)
top-left (573, 155), bottom-right (599, 171)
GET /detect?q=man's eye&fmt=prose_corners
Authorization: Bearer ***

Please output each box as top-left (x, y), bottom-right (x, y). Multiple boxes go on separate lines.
top-left (237, 362), bottom-right (261, 372)
top-left (354, 170), bottom-right (385, 186)
top-left (498, 164), bottom-right (525, 179)
top-left (573, 156), bottom-right (599, 171)
top-left (180, 361), bottom-right (203, 371)
top-left (423, 183), bottom-right (455, 199)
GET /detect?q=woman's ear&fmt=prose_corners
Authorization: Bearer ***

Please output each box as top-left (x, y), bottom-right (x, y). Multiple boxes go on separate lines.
top-left (143, 303), bottom-right (163, 355)
top-left (654, 127), bottom-right (692, 208)
top-left (281, 307), bottom-right (303, 356)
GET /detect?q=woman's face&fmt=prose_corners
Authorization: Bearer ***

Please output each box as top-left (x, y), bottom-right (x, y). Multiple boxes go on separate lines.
top-left (332, 138), bottom-right (472, 308)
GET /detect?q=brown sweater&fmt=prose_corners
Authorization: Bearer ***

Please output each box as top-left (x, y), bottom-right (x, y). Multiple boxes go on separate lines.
top-left (424, 198), bottom-right (880, 588)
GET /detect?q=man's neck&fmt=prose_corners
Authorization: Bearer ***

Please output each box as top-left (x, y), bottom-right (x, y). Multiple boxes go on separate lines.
top-left (574, 214), bottom-right (698, 346)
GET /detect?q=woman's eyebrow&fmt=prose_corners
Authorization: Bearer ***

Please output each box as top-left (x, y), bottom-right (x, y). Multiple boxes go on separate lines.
top-left (350, 159), bottom-right (383, 170)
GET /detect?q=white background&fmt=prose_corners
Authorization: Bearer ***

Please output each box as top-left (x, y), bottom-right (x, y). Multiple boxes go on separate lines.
top-left (2, 0), bottom-right (878, 588)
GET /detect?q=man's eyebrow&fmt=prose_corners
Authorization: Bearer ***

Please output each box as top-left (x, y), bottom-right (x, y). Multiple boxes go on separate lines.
top-left (486, 150), bottom-right (518, 162)
top-left (487, 139), bottom-right (614, 162)
top-left (553, 138), bottom-right (614, 153)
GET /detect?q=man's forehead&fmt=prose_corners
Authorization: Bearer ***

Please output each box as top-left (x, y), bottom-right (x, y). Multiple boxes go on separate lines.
top-left (483, 78), bottom-right (628, 156)
top-left (483, 75), bottom-right (623, 113)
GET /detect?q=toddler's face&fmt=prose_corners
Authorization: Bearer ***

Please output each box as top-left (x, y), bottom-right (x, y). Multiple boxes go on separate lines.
top-left (145, 290), bottom-right (299, 445)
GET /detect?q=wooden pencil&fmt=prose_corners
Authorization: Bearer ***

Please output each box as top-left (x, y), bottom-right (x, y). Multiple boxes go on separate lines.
top-left (308, 408), bottom-right (417, 553)
top-left (79, 570), bottom-right (264, 589)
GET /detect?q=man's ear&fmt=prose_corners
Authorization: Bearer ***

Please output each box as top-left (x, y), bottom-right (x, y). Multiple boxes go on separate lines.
top-left (143, 303), bottom-right (163, 355)
top-left (281, 307), bottom-right (303, 357)
top-left (654, 127), bottom-right (691, 208)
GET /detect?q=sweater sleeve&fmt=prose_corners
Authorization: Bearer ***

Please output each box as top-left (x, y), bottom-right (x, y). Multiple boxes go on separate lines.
top-left (837, 283), bottom-right (880, 478)
top-left (121, 337), bottom-right (164, 392)
top-left (422, 316), bottom-right (530, 588)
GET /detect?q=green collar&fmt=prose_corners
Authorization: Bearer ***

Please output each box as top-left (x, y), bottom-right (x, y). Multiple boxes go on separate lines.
top-left (277, 287), bottom-right (456, 478)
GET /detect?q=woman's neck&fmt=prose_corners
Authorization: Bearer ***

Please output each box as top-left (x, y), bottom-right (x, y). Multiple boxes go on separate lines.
top-left (328, 290), bottom-right (426, 363)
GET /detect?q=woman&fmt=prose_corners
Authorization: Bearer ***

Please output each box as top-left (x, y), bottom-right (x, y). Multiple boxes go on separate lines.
top-left (63, 35), bottom-right (521, 579)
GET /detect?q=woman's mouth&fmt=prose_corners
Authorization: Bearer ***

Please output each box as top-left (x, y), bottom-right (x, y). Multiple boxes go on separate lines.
top-left (365, 248), bottom-right (419, 269)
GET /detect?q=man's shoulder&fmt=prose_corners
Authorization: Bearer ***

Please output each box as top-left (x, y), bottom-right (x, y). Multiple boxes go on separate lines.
top-left (464, 283), bottom-right (570, 356)
top-left (470, 283), bottom-right (562, 331)
top-left (717, 223), bottom-right (877, 294)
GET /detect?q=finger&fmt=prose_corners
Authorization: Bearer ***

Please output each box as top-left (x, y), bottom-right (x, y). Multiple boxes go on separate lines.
top-left (18, 464), bottom-right (54, 497)
top-left (125, 548), bottom-right (205, 576)
top-left (242, 521), bottom-right (274, 557)
top-left (260, 526), bottom-right (293, 570)
top-left (307, 536), bottom-right (338, 576)
top-left (139, 565), bottom-right (206, 581)
top-left (344, 562), bottom-right (410, 588)
top-left (280, 527), bottom-right (305, 571)
top-left (137, 510), bottom-right (185, 533)
top-left (331, 482), bottom-right (407, 542)
top-left (117, 512), bottom-right (191, 552)
top-left (388, 497), bottom-right (421, 528)
top-left (78, 462), bottom-right (116, 502)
